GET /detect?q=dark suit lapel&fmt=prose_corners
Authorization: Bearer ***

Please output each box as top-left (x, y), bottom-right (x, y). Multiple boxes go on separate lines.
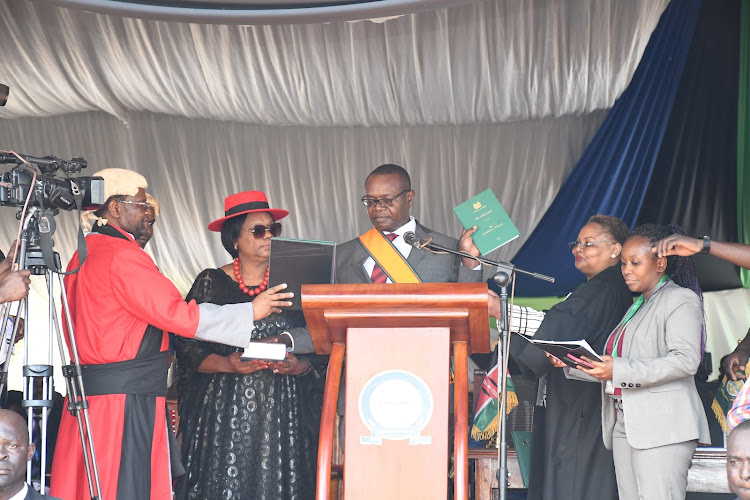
top-left (352, 240), bottom-right (376, 283)
top-left (406, 223), bottom-right (430, 271)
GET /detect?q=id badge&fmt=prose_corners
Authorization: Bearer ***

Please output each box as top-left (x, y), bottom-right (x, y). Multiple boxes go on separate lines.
top-left (605, 380), bottom-right (614, 395)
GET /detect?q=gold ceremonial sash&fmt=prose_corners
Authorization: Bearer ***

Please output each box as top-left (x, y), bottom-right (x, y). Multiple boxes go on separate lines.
top-left (358, 228), bottom-right (421, 283)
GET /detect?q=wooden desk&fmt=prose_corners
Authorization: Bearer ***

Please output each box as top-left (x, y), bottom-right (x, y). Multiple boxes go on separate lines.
top-left (469, 448), bottom-right (524, 500)
top-left (469, 448), bottom-right (729, 499)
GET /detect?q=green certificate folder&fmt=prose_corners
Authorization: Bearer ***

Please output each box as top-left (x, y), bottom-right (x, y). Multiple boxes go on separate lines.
top-left (453, 189), bottom-right (520, 255)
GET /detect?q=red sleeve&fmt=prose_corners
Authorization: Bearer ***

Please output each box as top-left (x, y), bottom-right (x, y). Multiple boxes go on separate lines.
top-left (108, 247), bottom-right (200, 338)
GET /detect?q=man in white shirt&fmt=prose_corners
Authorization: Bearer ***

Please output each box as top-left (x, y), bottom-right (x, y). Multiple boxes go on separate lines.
top-left (335, 163), bottom-right (481, 284)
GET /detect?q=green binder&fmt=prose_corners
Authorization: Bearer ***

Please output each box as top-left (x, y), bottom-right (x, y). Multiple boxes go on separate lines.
top-left (453, 188), bottom-right (520, 255)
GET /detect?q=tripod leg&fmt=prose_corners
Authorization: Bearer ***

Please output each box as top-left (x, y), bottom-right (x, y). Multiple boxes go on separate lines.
top-left (21, 364), bottom-right (53, 491)
top-left (21, 269), bottom-right (63, 494)
top-left (52, 273), bottom-right (103, 500)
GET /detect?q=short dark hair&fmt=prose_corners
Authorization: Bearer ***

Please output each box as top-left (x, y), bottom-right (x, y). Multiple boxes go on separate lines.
top-left (732, 419), bottom-right (750, 436)
top-left (365, 164), bottom-right (411, 190)
top-left (587, 215), bottom-right (629, 245)
top-left (220, 213), bottom-right (248, 259)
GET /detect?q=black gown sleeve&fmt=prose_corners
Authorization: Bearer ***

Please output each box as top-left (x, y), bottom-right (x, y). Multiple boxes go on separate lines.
top-left (511, 273), bottom-right (622, 378)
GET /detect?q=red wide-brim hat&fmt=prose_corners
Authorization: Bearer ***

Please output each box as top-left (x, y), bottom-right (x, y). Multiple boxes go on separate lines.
top-left (208, 191), bottom-right (289, 232)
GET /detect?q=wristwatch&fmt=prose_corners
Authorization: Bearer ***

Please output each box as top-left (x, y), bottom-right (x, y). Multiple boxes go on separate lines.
top-left (701, 235), bottom-right (711, 254)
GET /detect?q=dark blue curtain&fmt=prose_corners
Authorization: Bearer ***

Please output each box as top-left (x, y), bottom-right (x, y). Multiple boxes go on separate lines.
top-left (635, 0), bottom-right (742, 292)
top-left (509, 0), bottom-right (702, 297)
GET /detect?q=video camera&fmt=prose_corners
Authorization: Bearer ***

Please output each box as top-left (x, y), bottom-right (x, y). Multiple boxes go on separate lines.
top-left (0, 154), bottom-right (104, 211)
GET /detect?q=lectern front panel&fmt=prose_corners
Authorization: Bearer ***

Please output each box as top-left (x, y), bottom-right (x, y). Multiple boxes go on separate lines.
top-left (344, 326), bottom-right (449, 499)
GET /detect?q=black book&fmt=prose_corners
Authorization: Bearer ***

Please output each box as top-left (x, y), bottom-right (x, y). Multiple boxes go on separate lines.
top-left (268, 237), bottom-right (336, 310)
top-left (515, 334), bottom-right (603, 369)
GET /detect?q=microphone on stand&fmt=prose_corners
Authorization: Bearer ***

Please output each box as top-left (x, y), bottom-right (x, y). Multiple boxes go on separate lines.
top-left (405, 230), bottom-right (554, 283)
top-left (402, 231), bottom-right (422, 248)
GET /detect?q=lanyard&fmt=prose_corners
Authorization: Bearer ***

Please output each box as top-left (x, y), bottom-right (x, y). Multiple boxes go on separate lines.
top-left (611, 274), bottom-right (670, 358)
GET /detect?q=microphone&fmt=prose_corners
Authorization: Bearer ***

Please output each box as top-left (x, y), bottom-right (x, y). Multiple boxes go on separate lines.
top-left (403, 231), bottom-right (555, 283)
top-left (403, 231), bottom-right (422, 248)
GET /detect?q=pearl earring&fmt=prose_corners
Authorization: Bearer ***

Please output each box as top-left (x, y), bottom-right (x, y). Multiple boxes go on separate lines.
top-left (611, 253), bottom-right (617, 259)
top-left (234, 243), bottom-right (238, 250)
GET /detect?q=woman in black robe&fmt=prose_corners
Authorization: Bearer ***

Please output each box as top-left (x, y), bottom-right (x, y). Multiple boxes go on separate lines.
top-left (173, 191), bottom-right (319, 500)
top-left (509, 215), bottom-right (632, 500)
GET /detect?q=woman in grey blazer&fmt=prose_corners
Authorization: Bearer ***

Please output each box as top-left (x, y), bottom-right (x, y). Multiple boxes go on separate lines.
top-left (565, 224), bottom-right (711, 500)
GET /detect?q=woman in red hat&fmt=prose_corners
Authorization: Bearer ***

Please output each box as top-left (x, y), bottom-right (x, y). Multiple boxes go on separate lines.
top-left (172, 191), bottom-right (318, 500)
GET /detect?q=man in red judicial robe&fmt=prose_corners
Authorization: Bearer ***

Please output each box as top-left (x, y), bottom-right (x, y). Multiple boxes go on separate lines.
top-left (50, 169), bottom-right (292, 500)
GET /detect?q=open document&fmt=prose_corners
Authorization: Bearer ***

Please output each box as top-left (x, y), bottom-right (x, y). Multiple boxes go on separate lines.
top-left (515, 334), bottom-right (603, 369)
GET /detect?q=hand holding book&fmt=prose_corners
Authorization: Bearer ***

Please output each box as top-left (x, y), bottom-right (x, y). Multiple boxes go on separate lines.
top-left (576, 355), bottom-right (613, 381)
top-left (516, 335), bottom-right (603, 370)
top-left (453, 189), bottom-right (520, 255)
top-left (544, 349), bottom-right (614, 381)
top-left (458, 226), bottom-right (482, 268)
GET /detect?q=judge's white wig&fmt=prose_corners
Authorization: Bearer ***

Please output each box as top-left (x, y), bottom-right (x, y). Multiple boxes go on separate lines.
top-left (80, 168), bottom-right (149, 232)
top-left (145, 193), bottom-right (160, 217)
top-left (94, 168), bottom-right (148, 200)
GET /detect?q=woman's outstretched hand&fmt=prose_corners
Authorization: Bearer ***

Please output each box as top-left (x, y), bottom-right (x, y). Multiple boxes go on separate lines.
top-left (225, 352), bottom-right (267, 374)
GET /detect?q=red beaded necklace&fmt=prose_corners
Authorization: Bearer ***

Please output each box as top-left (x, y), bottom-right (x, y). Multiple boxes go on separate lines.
top-left (233, 258), bottom-right (269, 296)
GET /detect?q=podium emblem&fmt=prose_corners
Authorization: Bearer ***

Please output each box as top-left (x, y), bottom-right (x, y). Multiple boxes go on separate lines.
top-left (359, 369), bottom-right (433, 445)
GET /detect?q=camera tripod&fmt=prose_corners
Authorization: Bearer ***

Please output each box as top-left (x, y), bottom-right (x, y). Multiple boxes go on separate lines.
top-left (0, 206), bottom-right (102, 499)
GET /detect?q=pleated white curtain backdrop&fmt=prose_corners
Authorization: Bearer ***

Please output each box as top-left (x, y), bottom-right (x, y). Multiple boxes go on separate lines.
top-left (0, 0), bottom-right (670, 390)
top-left (0, 110), bottom-right (606, 292)
top-left (0, 110), bottom-right (607, 392)
top-left (0, 0), bottom-right (668, 124)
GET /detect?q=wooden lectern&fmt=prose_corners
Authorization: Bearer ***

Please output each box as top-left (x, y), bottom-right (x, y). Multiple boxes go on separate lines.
top-left (302, 283), bottom-right (490, 500)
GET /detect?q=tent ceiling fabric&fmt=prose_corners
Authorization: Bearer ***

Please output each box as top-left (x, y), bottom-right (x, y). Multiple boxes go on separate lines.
top-left (43, 0), bottom-right (476, 25)
top-left (1, 0), bottom-right (668, 126)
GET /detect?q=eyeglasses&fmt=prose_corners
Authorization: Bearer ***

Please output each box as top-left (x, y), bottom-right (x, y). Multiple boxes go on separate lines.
top-left (568, 239), bottom-right (615, 249)
top-left (241, 222), bottom-right (282, 239)
top-left (118, 200), bottom-right (153, 211)
top-left (361, 189), bottom-right (410, 208)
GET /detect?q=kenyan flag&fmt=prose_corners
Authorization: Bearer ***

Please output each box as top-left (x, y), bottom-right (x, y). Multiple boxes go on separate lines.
top-left (471, 358), bottom-right (518, 441)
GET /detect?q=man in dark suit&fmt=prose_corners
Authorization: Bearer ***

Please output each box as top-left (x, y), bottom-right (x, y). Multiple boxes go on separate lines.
top-left (335, 163), bottom-right (482, 284)
top-left (0, 409), bottom-right (61, 500)
top-left (334, 164), bottom-right (484, 433)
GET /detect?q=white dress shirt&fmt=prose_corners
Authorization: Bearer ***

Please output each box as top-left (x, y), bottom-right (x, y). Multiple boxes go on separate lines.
top-left (9, 483), bottom-right (28, 500)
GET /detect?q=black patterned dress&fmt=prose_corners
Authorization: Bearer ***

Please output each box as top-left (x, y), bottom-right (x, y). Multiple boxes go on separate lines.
top-left (173, 268), bottom-right (317, 500)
